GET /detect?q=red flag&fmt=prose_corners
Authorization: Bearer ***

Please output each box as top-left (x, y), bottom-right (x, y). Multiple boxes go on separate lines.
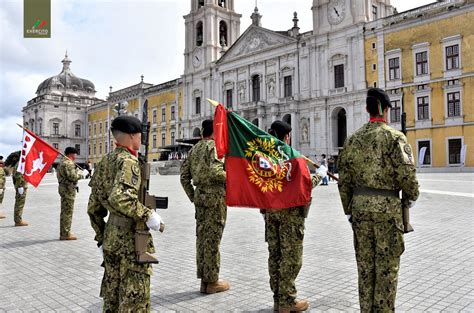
top-left (213, 102), bottom-right (312, 209)
top-left (17, 128), bottom-right (60, 187)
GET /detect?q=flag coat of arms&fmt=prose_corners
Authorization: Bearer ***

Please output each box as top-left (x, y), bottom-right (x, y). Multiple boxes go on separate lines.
top-left (17, 128), bottom-right (60, 187)
top-left (213, 103), bottom-right (312, 209)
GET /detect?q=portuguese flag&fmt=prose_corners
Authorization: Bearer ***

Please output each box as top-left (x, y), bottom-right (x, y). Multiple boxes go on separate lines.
top-left (213, 102), bottom-right (312, 209)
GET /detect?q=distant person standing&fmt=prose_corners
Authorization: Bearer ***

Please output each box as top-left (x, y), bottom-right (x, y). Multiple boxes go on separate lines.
top-left (57, 147), bottom-right (82, 240)
top-left (0, 157), bottom-right (6, 219)
top-left (338, 88), bottom-right (419, 312)
top-left (320, 154), bottom-right (328, 185)
top-left (327, 155), bottom-right (335, 181)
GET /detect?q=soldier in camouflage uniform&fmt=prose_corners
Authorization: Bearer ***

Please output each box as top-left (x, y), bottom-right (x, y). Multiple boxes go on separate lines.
top-left (180, 119), bottom-right (230, 294)
top-left (57, 147), bottom-right (82, 240)
top-left (87, 116), bottom-right (163, 312)
top-left (12, 165), bottom-right (28, 226)
top-left (338, 88), bottom-right (419, 312)
top-left (265, 120), bottom-right (326, 313)
top-left (0, 158), bottom-right (6, 219)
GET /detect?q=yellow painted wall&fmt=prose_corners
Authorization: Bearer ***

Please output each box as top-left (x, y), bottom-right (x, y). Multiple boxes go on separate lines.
top-left (87, 106), bottom-right (110, 164)
top-left (384, 10), bottom-right (474, 82)
top-left (365, 36), bottom-right (378, 87)
top-left (375, 8), bottom-right (473, 168)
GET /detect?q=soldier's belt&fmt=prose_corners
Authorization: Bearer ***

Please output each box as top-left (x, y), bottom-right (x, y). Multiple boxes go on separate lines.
top-left (353, 186), bottom-right (399, 198)
top-left (107, 213), bottom-right (134, 230)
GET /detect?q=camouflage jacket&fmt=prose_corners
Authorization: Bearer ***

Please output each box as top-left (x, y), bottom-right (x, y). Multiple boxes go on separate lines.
top-left (337, 122), bottom-right (419, 217)
top-left (0, 167), bottom-right (5, 189)
top-left (12, 164), bottom-right (28, 189)
top-left (57, 157), bottom-right (80, 185)
top-left (87, 147), bottom-right (154, 255)
top-left (180, 139), bottom-right (226, 202)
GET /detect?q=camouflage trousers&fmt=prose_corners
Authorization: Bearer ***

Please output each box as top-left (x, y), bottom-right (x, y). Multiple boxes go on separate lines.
top-left (14, 188), bottom-right (27, 223)
top-left (0, 187), bottom-right (5, 204)
top-left (59, 185), bottom-right (76, 237)
top-left (352, 212), bottom-right (405, 313)
top-left (265, 207), bottom-right (305, 307)
top-left (194, 187), bottom-right (227, 283)
top-left (101, 251), bottom-right (152, 313)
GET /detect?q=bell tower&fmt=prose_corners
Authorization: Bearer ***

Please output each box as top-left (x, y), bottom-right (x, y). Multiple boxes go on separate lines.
top-left (184, 0), bottom-right (242, 74)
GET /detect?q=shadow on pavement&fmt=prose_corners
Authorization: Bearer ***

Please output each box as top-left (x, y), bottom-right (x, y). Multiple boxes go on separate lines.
top-left (0, 239), bottom-right (58, 249)
top-left (152, 290), bottom-right (202, 304)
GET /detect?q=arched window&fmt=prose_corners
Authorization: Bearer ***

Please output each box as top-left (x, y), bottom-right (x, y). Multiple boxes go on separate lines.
top-left (282, 114), bottom-right (291, 126)
top-left (196, 21), bottom-right (203, 46)
top-left (219, 21), bottom-right (227, 47)
top-left (252, 75), bottom-right (260, 102)
top-left (337, 109), bottom-right (347, 147)
top-left (218, 0), bottom-right (226, 8)
top-left (193, 127), bottom-right (201, 138)
top-left (251, 118), bottom-right (259, 127)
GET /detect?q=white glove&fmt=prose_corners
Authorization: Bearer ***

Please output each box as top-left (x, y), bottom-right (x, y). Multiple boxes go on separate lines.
top-left (346, 214), bottom-right (352, 223)
top-left (0, 189), bottom-right (3, 195)
top-left (82, 169), bottom-right (90, 178)
top-left (146, 211), bottom-right (164, 231)
top-left (316, 165), bottom-right (328, 178)
top-left (17, 187), bottom-right (24, 195)
top-left (407, 200), bottom-right (416, 208)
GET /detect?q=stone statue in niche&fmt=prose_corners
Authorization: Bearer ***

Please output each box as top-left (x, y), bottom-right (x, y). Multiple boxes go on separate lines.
top-left (239, 83), bottom-right (246, 101)
top-left (268, 79), bottom-right (275, 96)
top-left (301, 122), bottom-right (309, 142)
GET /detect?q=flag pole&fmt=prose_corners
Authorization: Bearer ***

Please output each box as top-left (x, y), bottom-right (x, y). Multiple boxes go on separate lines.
top-left (302, 155), bottom-right (339, 181)
top-left (16, 123), bottom-right (84, 171)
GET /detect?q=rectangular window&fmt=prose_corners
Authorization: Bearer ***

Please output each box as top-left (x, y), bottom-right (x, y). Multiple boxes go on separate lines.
top-left (334, 64), bottom-right (344, 88)
top-left (446, 44), bottom-right (459, 70)
top-left (88, 144), bottom-right (91, 156)
top-left (171, 131), bottom-right (175, 145)
top-left (53, 143), bottom-right (59, 150)
top-left (53, 122), bottom-right (59, 135)
top-left (105, 121), bottom-right (108, 131)
top-left (75, 124), bottom-right (81, 137)
top-left (105, 142), bottom-right (108, 154)
top-left (196, 97), bottom-right (201, 114)
top-left (372, 5), bottom-right (378, 20)
top-left (389, 57), bottom-right (400, 80)
top-left (448, 138), bottom-right (462, 164)
top-left (171, 106), bottom-right (175, 120)
top-left (390, 100), bottom-right (401, 123)
top-left (418, 141), bottom-right (431, 165)
top-left (416, 51), bottom-right (428, 75)
top-left (99, 122), bottom-right (102, 134)
top-left (88, 124), bottom-right (91, 136)
top-left (75, 144), bottom-right (81, 156)
top-left (447, 92), bottom-right (461, 117)
top-left (153, 134), bottom-right (157, 148)
top-left (161, 133), bottom-right (166, 147)
top-left (93, 124), bottom-right (96, 135)
top-left (226, 89), bottom-right (233, 108)
top-left (284, 76), bottom-right (292, 97)
top-left (417, 96), bottom-right (429, 120)
top-left (93, 144), bottom-right (96, 155)
top-left (161, 107), bottom-right (166, 122)
top-left (153, 110), bottom-right (157, 123)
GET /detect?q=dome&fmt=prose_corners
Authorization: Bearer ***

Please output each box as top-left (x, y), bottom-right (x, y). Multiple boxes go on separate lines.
top-left (36, 52), bottom-right (96, 95)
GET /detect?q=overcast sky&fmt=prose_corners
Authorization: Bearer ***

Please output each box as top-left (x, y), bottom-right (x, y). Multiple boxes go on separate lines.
top-left (0, 0), bottom-right (434, 157)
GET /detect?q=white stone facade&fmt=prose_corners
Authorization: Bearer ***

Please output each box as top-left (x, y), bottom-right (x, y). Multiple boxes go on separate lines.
top-left (182, 0), bottom-right (394, 157)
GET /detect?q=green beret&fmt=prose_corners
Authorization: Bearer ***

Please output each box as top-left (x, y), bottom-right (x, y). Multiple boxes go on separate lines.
top-left (202, 119), bottom-right (213, 137)
top-left (270, 120), bottom-right (292, 139)
top-left (367, 88), bottom-right (392, 108)
top-left (111, 116), bottom-right (142, 134)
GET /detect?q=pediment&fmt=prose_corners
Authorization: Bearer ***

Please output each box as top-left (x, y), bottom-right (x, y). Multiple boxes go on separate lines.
top-left (218, 26), bottom-right (296, 64)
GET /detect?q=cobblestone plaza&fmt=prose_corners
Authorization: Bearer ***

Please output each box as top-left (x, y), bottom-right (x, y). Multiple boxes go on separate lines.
top-left (0, 173), bottom-right (472, 312)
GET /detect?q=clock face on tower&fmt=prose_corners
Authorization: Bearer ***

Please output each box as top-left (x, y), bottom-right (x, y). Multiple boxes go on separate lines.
top-left (192, 48), bottom-right (202, 68)
top-left (327, 0), bottom-right (346, 25)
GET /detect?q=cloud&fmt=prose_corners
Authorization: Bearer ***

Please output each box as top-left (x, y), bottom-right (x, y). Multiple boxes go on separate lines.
top-left (0, 115), bottom-right (23, 157)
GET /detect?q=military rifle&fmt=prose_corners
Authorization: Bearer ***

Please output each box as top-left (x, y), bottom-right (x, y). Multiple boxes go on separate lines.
top-left (134, 99), bottom-right (168, 264)
top-left (400, 93), bottom-right (414, 233)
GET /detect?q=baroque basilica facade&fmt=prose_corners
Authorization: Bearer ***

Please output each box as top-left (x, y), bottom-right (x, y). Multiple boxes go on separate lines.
top-left (182, 0), bottom-right (394, 157)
